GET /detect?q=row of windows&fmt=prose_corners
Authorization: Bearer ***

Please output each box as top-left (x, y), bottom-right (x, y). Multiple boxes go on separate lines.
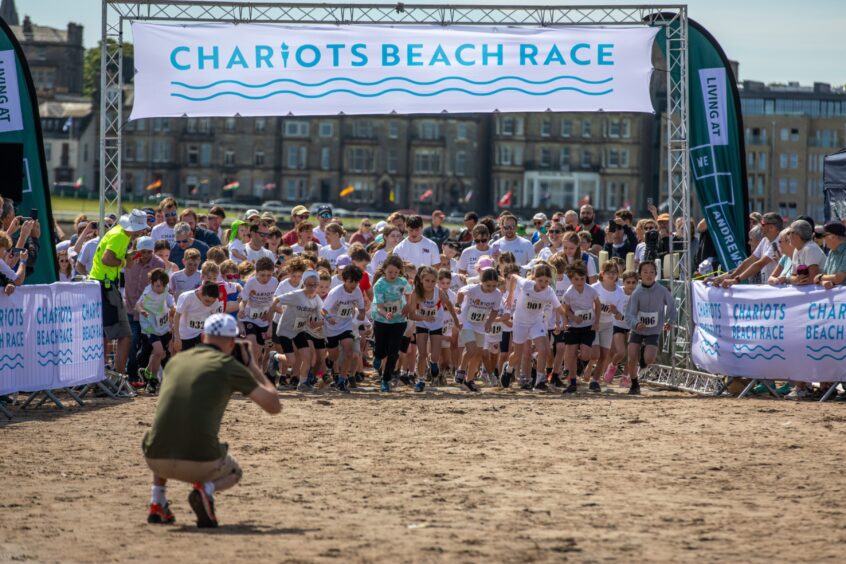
top-left (742, 97), bottom-right (846, 117)
top-left (496, 116), bottom-right (632, 139)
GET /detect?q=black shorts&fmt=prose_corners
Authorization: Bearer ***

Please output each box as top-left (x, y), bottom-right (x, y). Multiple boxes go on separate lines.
top-left (550, 329), bottom-right (567, 345)
top-left (146, 332), bottom-right (172, 347)
top-left (613, 326), bottom-right (630, 335)
top-left (630, 332), bottom-right (659, 347)
top-left (500, 331), bottom-right (512, 352)
top-left (400, 334), bottom-right (415, 353)
top-left (415, 326), bottom-right (443, 336)
top-left (326, 331), bottom-right (354, 349)
top-left (306, 334), bottom-right (326, 350)
top-left (181, 335), bottom-right (202, 351)
top-left (563, 326), bottom-right (595, 347)
top-left (274, 332), bottom-right (309, 353)
top-left (243, 321), bottom-right (269, 346)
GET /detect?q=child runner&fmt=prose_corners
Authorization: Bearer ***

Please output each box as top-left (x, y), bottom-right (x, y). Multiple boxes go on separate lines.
top-left (269, 257), bottom-right (308, 386)
top-left (608, 270), bottom-right (638, 386)
top-left (407, 266), bottom-right (461, 392)
top-left (588, 261), bottom-right (628, 391)
top-left (437, 269), bottom-right (459, 383)
top-left (173, 281), bottom-right (222, 353)
top-left (271, 270), bottom-right (324, 392)
top-left (547, 254), bottom-right (571, 388)
top-left (505, 262), bottom-right (567, 391)
top-left (560, 262), bottom-right (601, 394)
top-left (455, 268), bottom-right (501, 392)
top-left (238, 257), bottom-right (277, 371)
top-left (371, 255), bottom-right (412, 393)
top-left (323, 265), bottom-right (366, 393)
top-left (624, 261), bottom-right (675, 395)
top-left (169, 248), bottom-right (202, 299)
top-left (135, 267), bottom-right (174, 393)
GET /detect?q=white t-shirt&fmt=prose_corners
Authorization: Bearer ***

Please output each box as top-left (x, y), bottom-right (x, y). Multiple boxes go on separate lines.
top-left (591, 282), bottom-right (627, 326)
top-left (0, 260), bottom-right (17, 282)
top-left (614, 291), bottom-right (634, 329)
top-left (313, 226), bottom-right (328, 246)
top-left (176, 290), bottom-right (219, 340)
top-left (458, 283), bottom-right (502, 331)
top-left (274, 290), bottom-right (324, 339)
top-left (319, 244), bottom-right (348, 270)
top-left (138, 285), bottom-right (174, 336)
top-left (151, 223), bottom-right (175, 245)
top-left (240, 276), bottom-right (278, 327)
top-left (512, 276), bottom-right (561, 327)
top-left (562, 284), bottom-right (600, 328)
top-left (369, 248), bottom-right (390, 276)
top-left (491, 236), bottom-right (534, 266)
top-left (169, 269), bottom-right (202, 299)
top-left (441, 288), bottom-right (459, 337)
top-left (323, 284), bottom-right (365, 336)
top-left (229, 239), bottom-right (248, 261)
top-left (272, 278), bottom-right (300, 324)
top-left (245, 245), bottom-right (276, 264)
top-left (792, 242), bottom-right (826, 271)
top-left (548, 276), bottom-right (572, 329)
top-left (77, 236), bottom-right (100, 275)
top-left (393, 236), bottom-right (440, 267)
top-left (752, 237), bottom-right (780, 281)
top-left (635, 242), bottom-right (646, 263)
top-left (458, 245), bottom-right (489, 274)
top-left (537, 244), bottom-right (564, 262)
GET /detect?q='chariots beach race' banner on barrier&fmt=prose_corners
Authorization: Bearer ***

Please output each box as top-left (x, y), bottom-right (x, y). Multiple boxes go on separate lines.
top-left (691, 281), bottom-right (846, 383)
top-left (0, 282), bottom-right (105, 395)
top-left (130, 24), bottom-right (659, 118)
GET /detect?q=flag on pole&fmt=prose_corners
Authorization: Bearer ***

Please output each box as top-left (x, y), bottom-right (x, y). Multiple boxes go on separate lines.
top-left (223, 180), bottom-right (240, 191)
top-left (339, 186), bottom-right (355, 198)
top-left (389, 190), bottom-right (395, 203)
top-left (146, 179), bottom-right (162, 191)
top-left (463, 189), bottom-right (473, 204)
top-left (623, 199), bottom-right (632, 211)
top-left (62, 117), bottom-right (73, 133)
top-left (263, 182), bottom-right (276, 191)
top-left (72, 176), bottom-right (83, 188)
top-left (578, 194), bottom-right (591, 205)
top-left (497, 190), bottom-right (513, 208)
top-left (418, 189), bottom-right (433, 202)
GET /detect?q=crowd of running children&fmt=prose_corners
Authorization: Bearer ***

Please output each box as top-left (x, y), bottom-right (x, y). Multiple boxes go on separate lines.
top-left (106, 204), bottom-right (675, 397)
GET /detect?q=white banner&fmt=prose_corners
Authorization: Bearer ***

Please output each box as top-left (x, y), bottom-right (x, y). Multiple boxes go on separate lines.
top-left (0, 282), bottom-right (105, 395)
top-left (130, 23), bottom-right (658, 118)
top-left (691, 281), bottom-right (846, 383)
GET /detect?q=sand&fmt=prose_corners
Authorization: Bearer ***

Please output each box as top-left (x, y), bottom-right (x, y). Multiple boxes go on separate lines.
top-left (1, 384), bottom-right (845, 563)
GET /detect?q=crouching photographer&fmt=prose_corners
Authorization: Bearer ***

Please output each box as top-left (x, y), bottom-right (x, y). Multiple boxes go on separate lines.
top-left (142, 313), bottom-right (280, 529)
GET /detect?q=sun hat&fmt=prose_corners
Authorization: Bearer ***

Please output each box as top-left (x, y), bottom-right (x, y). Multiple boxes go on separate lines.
top-left (203, 314), bottom-right (239, 338)
top-left (118, 209), bottom-right (149, 233)
top-left (657, 213), bottom-right (670, 222)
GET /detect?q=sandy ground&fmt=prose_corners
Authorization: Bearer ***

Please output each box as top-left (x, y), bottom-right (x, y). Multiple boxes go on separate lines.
top-left (1, 382), bottom-right (845, 563)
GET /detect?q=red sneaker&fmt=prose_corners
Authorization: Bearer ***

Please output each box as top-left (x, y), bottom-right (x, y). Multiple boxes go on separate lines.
top-left (147, 501), bottom-right (175, 524)
top-left (188, 483), bottom-right (218, 528)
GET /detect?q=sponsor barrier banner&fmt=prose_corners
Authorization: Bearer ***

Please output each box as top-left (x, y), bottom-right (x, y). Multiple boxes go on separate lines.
top-left (130, 23), bottom-right (658, 118)
top-left (0, 282), bottom-right (105, 395)
top-left (691, 281), bottom-right (846, 382)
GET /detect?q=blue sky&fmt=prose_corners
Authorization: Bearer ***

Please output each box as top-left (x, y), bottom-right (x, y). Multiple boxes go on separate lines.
top-left (14, 0), bottom-right (846, 85)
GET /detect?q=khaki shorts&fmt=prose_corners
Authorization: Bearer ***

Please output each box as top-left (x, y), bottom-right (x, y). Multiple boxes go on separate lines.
top-left (145, 454), bottom-right (241, 485)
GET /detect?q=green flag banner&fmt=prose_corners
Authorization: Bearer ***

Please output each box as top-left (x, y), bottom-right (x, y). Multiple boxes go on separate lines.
top-left (657, 16), bottom-right (750, 271)
top-left (0, 17), bottom-right (58, 284)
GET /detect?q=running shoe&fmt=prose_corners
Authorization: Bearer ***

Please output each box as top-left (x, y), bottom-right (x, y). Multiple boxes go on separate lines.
top-left (145, 378), bottom-right (159, 395)
top-left (188, 484), bottom-right (218, 528)
top-left (500, 369), bottom-right (513, 388)
top-left (147, 501), bottom-right (175, 524)
top-left (454, 371), bottom-right (466, 385)
top-left (336, 377), bottom-right (350, 394)
top-left (550, 374), bottom-right (565, 388)
top-left (380, 380), bottom-right (390, 393)
top-left (519, 378), bottom-right (533, 391)
top-left (620, 375), bottom-right (631, 388)
top-left (296, 382), bottom-right (315, 393)
top-left (305, 371), bottom-right (317, 388)
top-left (355, 372), bottom-right (365, 383)
top-left (562, 382), bottom-right (577, 394)
top-left (628, 381), bottom-right (641, 395)
top-left (786, 387), bottom-right (808, 400)
top-left (534, 381), bottom-right (549, 392)
top-left (414, 381), bottom-right (425, 393)
top-left (399, 373), bottom-right (413, 386)
top-left (462, 380), bottom-right (480, 392)
top-left (373, 357), bottom-right (382, 372)
top-left (589, 380), bottom-right (601, 393)
top-left (603, 364), bottom-right (616, 384)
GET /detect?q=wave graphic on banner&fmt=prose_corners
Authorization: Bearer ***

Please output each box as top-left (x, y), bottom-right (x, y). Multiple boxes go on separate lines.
top-left (731, 343), bottom-right (786, 361)
top-left (169, 75), bottom-right (614, 101)
top-left (805, 345), bottom-right (846, 361)
top-left (0, 353), bottom-right (24, 371)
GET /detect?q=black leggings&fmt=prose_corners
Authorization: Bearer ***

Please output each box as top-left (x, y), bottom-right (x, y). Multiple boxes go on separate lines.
top-left (374, 320), bottom-right (407, 382)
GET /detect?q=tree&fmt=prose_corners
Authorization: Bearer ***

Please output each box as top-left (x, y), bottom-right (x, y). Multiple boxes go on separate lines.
top-left (83, 40), bottom-right (134, 103)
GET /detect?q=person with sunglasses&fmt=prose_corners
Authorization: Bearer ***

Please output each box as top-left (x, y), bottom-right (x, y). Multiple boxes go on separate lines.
top-left (244, 223), bottom-right (276, 264)
top-left (350, 218), bottom-right (375, 246)
top-left (490, 213), bottom-right (534, 267)
top-left (151, 197), bottom-right (179, 245)
top-left (168, 222), bottom-right (209, 269)
top-left (535, 224), bottom-right (566, 261)
top-left (458, 224), bottom-right (491, 276)
top-left (312, 205), bottom-right (333, 246)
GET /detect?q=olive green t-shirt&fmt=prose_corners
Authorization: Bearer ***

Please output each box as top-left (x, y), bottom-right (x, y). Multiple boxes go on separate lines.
top-left (142, 345), bottom-right (258, 461)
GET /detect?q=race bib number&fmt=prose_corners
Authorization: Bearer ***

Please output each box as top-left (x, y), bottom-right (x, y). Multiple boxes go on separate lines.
top-left (419, 306), bottom-right (437, 320)
top-left (524, 299), bottom-right (544, 312)
top-left (637, 311), bottom-right (658, 328)
top-left (600, 303), bottom-right (611, 313)
top-left (188, 319), bottom-right (204, 330)
top-left (337, 305), bottom-right (354, 318)
top-left (488, 322), bottom-right (503, 336)
top-left (156, 313), bottom-right (169, 328)
top-left (293, 317), bottom-right (307, 331)
top-left (574, 309), bottom-right (594, 323)
top-left (383, 301), bottom-right (400, 315)
top-left (467, 305), bottom-right (488, 323)
top-left (249, 308), bottom-right (269, 320)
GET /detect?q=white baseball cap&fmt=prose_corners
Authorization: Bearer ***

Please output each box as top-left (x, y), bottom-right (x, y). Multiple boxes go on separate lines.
top-left (203, 314), bottom-right (240, 338)
top-left (135, 236), bottom-right (155, 252)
